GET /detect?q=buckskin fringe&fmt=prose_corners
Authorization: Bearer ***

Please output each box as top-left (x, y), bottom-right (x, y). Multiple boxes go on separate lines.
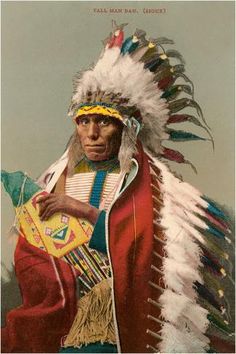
top-left (63, 278), bottom-right (116, 348)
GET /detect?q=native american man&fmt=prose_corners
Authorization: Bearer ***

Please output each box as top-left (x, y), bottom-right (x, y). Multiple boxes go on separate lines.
top-left (2, 24), bottom-right (234, 353)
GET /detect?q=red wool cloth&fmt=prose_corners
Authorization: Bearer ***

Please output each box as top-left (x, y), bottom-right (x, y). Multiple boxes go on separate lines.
top-left (1, 236), bottom-right (78, 353)
top-left (2, 145), bottom-right (163, 353)
top-left (109, 144), bottom-right (163, 353)
top-left (2, 145), bottom-right (234, 353)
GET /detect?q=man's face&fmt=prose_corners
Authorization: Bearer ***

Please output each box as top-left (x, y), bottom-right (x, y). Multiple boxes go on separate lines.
top-left (76, 114), bottom-right (123, 161)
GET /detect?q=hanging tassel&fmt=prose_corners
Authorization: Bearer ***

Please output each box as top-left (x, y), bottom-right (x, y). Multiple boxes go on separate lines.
top-left (63, 279), bottom-right (116, 348)
top-left (161, 147), bottom-right (197, 173)
top-left (167, 129), bottom-right (207, 142)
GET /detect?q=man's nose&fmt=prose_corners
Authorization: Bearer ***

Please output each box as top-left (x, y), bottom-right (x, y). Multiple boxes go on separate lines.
top-left (87, 122), bottom-right (99, 140)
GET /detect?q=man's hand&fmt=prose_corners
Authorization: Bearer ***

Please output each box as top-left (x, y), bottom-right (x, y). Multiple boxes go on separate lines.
top-left (37, 194), bottom-right (100, 225)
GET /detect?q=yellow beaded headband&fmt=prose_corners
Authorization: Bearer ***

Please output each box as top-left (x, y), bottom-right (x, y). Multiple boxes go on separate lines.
top-left (75, 103), bottom-right (123, 122)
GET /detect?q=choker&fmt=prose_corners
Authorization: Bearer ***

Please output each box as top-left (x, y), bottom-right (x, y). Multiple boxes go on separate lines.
top-left (83, 156), bottom-right (120, 173)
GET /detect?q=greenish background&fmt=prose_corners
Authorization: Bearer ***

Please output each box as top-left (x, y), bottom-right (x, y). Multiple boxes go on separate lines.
top-left (1, 0), bottom-right (235, 272)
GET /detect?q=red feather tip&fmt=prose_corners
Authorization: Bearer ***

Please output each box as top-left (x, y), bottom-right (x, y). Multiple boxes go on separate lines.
top-left (158, 76), bottom-right (175, 90)
top-left (107, 30), bottom-right (124, 49)
top-left (204, 211), bottom-right (230, 233)
top-left (167, 114), bottom-right (189, 124)
top-left (161, 147), bottom-right (185, 163)
top-left (161, 147), bottom-right (197, 173)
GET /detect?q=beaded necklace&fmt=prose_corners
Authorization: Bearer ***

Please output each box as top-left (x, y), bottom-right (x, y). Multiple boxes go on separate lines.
top-left (83, 157), bottom-right (120, 208)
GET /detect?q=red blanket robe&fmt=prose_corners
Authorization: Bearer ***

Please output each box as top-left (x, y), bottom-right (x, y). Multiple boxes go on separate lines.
top-left (1, 145), bottom-right (234, 353)
top-left (2, 145), bottom-right (163, 353)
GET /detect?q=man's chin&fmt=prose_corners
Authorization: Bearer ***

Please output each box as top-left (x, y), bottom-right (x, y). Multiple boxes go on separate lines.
top-left (85, 153), bottom-right (108, 162)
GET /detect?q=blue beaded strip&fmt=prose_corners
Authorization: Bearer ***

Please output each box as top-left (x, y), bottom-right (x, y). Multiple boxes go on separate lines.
top-left (89, 171), bottom-right (107, 208)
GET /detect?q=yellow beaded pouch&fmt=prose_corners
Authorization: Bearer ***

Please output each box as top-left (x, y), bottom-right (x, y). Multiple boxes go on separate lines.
top-left (1, 170), bottom-right (93, 258)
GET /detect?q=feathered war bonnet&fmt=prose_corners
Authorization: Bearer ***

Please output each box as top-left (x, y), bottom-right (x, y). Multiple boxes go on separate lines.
top-left (67, 21), bottom-right (211, 174)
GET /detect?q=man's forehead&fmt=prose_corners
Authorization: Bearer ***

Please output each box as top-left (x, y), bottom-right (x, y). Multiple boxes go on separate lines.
top-left (79, 114), bottom-right (121, 124)
top-left (80, 114), bottom-right (106, 120)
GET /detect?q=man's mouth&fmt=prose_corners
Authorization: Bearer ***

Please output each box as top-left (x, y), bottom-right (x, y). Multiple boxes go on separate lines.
top-left (86, 144), bottom-right (103, 147)
top-left (85, 145), bottom-right (105, 150)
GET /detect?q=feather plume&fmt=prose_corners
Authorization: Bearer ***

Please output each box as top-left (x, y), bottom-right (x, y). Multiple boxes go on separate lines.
top-left (159, 322), bottom-right (209, 353)
top-left (161, 84), bottom-right (193, 100)
top-left (167, 129), bottom-right (206, 142)
top-left (167, 113), bottom-right (196, 125)
top-left (163, 258), bottom-right (202, 291)
top-left (166, 49), bottom-right (186, 65)
top-left (149, 37), bottom-right (175, 45)
top-left (159, 289), bottom-right (209, 333)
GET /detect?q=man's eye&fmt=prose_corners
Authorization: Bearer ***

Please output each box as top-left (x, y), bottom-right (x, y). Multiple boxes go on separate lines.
top-left (99, 118), bottom-right (110, 126)
top-left (80, 118), bottom-right (89, 125)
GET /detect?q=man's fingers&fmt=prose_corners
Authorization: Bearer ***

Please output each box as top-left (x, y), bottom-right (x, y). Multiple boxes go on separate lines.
top-left (38, 199), bottom-right (52, 216)
top-left (40, 203), bottom-right (58, 221)
top-left (37, 194), bottom-right (56, 203)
